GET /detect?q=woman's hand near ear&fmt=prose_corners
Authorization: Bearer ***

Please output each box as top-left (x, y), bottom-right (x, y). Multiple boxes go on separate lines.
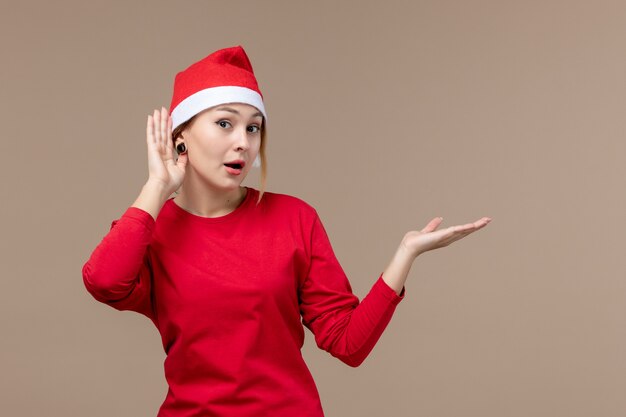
top-left (130, 107), bottom-right (188, 221)
top-left (146, 107), bottom-right (187, 193)
top-left (381, 216), bottom-right (492, 296)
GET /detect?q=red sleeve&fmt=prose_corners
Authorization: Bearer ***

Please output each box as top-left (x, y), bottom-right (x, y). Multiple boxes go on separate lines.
top-left (298, 212), bottom-right (406, 368)
top-left (82, 206), bottom-right (157, 324)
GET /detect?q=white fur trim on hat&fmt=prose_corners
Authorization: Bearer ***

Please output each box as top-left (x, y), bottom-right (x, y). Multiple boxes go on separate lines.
top-left (171, 86), bottom-right (267, 131)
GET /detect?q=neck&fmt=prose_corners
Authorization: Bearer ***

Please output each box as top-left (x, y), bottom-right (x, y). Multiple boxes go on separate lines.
top-left (174, 176), bottom-right (247, 218)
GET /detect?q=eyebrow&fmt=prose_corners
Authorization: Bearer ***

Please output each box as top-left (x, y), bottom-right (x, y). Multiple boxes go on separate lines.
top-left (214, 106), bottom-right (263, 119)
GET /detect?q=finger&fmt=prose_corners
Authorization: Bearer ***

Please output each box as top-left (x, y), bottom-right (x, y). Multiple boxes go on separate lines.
top-left (441, 225), bottom-right (473, 241)
top-left (165, 114), bottom-right (174, 159)
top-left (435, 218), bottom-right (490, 247)
top-left (456, 225), bottom-right (481, 236)
top-left (153, 109), bottom-right (161, 148)
top-left (436, 227), bottom-right (471, 247)
top-left (450, 228), bottom-right (479, 245)
top-left (147, 115), bottom-right (155, 146)
top-left (160, 106), bottom-right (168, 148)
top-left (468, 218), bottom-right (491, 231)
top-left (421, 217), bottom-right (443, 233)
top-left (160, 108), bottom-right (167, 148)
top-left (456, 218), bottom-right (489, 232)
top-left (449, 221), bottom-right (489, 241)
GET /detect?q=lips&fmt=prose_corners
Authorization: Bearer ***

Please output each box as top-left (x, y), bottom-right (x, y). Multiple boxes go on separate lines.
top-left (224, 159), bottom-right (245, 176)
top-left (224, 159), bottom-right (245, 169)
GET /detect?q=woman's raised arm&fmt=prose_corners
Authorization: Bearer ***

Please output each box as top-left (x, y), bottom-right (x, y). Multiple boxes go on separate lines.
top-left (81, 107), bottom-right (187, 322)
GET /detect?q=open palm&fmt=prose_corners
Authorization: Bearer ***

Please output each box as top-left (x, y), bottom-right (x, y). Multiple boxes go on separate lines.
top-left (402, 216), bottom-right (492, 257)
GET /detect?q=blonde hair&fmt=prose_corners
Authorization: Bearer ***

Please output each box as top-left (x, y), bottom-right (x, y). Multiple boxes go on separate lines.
top-left (171, 114), bottom-right (267, 205)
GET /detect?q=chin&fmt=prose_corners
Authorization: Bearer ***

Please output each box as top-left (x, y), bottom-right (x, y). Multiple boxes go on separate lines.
top-left (223, 179), bottom-right (246, 190)
top-left (201, 170), bottom-right (246, 190)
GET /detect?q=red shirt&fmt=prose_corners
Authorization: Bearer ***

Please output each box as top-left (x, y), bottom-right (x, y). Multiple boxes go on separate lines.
top-left (82, 186), bottom-right (406, 416)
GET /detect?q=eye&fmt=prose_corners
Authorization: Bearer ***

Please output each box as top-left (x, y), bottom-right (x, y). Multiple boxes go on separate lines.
top-left (247, 125), bottom-right (261, 133)
top-left (216, 120), bottom-right (232, 128)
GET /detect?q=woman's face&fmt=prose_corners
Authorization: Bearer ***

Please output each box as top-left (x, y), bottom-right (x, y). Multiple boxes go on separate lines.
top-left (178, 103), bottom-right (263, 191)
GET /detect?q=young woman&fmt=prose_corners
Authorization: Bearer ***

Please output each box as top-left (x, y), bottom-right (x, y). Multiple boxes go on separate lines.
top-left (82, 45), bottom-right (492, 417)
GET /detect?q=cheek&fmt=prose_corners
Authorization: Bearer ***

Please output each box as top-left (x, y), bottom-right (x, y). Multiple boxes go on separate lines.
top-left (188, 141), bottom-right (220, 167)
top-left (253, 135), bottom-right (263, 150)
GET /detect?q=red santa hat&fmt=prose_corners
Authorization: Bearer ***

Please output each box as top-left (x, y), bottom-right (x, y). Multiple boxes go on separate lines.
top-left (169, 46), bottom-right (267, 166)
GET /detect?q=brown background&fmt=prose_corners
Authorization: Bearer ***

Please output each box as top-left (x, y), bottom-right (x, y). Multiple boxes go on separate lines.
top-left (1, 1), bottom-right (625, 416)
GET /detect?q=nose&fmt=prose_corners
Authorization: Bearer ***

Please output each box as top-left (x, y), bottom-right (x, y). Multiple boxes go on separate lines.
top-left (234, 127), bottom-right (250, 151)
